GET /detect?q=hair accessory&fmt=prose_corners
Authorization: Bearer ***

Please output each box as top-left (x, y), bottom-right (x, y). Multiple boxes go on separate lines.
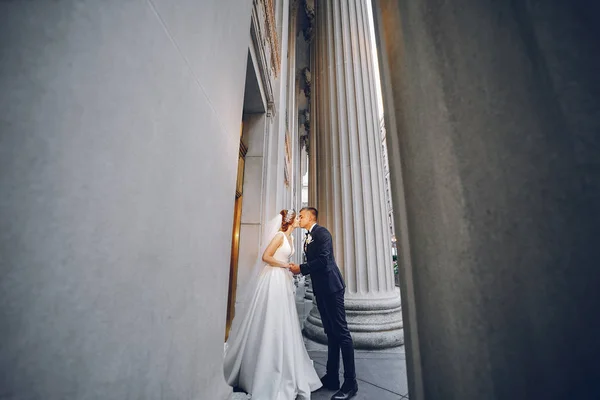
top-left (284, 209), bottom-right (295, 223)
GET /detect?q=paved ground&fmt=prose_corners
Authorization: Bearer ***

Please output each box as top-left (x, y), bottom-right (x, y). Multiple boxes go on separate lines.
top-left (229, 281), bottom-right (409, 399)
top-left (230, 339), bottom-right (408, 400)
top-left (295, 280), bottom-right (408, 399)
top-left (304, 338), bottom-right (408, 400)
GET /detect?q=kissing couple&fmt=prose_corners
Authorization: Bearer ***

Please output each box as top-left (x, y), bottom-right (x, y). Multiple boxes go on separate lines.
top-left (224, 207), bottom-right (358, 400)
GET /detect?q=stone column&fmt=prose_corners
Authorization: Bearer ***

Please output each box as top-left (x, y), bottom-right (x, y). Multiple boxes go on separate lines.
top-left (303, 0), bottom-right (403, 349)
top-left (371, 0), bottom-right (600, 398)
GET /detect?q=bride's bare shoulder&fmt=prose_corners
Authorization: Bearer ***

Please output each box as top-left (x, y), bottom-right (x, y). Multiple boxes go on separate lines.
top-left (270, 231), bottom-right (285, 243)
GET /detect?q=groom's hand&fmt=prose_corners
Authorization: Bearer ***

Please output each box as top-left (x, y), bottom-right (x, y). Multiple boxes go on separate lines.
top-left (289, 263), bottom-right (301, 275)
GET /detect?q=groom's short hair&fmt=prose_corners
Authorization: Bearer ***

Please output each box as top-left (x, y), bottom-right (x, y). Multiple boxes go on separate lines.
top-left (301, 207), bottom-right (318, 220)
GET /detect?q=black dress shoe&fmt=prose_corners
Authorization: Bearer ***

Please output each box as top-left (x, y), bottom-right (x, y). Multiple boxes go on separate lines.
top-left (331, 380), bottom-right (358, 400)
top-left (320, 374), bottom-right (340, 390)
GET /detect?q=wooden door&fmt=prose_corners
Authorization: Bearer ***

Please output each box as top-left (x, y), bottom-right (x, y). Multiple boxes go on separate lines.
top-left (225, 126), bottom-right (248, 341)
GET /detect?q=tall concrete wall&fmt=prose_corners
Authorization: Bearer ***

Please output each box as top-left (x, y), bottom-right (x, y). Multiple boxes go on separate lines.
top-left (0, 1), bottom-right (254, 398)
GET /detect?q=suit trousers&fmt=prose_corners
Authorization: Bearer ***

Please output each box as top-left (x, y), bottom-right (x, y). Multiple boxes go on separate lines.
top-left (315, 288), bottom-right (356, 381)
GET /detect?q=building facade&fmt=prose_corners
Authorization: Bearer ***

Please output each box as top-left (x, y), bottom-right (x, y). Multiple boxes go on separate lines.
top-left (0, 0), bottom-right (401, 398)
top-left (0, 0), bottom-right (306, 399)
top-left (4, 0), bottom-right (600, 399)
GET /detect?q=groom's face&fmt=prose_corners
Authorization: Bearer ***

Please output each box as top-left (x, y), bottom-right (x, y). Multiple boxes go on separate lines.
top-left (298, 210), bottom-right (313, 229)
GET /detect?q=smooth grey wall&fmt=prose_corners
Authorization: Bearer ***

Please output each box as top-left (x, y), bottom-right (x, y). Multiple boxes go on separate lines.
top-left (372, 0), bottom-right (600, 399)
top-left (0, 0), bottom-right (253, 398)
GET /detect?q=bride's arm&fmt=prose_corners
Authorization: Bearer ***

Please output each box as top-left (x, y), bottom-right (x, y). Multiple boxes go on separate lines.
top-left (262, 233), bottom-right (289, 268)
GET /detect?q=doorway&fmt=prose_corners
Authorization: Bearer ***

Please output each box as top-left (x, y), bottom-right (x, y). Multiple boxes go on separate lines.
top-left (225, 126), bottom-right (248, 341)
top-left (224, 49), bottom-right (269, 341)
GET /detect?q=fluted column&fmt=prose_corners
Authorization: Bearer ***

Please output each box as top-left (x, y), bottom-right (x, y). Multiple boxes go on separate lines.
top-left (303, 0), bottom-right (402, 349)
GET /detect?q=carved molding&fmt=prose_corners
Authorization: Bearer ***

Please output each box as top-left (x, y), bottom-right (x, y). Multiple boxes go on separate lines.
top-left (291, 0), bottom-right (299, 19)
top-left (302, 67), bottom-right (311, 97)
top-left (263, 0), bottom-right (281, 77)
top-left (251, 1), bottom-right (277, 117)
top-left (299, 108), bottom-right (310, 134)
top-left (298, 107), bottom-right (310, 155)
top-left (299, 108), bottom-right (310, 152)
top-left (303, 109), bottom-right (310, 131)
top-left (303, 0), bottom-right (315, 42)
top-left (304, 0), bottom-right (315, 17)
top-left (299, 67), bottom-right (312, 154)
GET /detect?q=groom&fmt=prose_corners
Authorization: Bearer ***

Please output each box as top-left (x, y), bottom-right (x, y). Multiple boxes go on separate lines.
top-left (290, 207), bottom-right (358, 400)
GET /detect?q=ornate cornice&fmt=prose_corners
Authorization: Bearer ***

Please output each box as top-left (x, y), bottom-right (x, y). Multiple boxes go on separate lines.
top-left (263, 0), bottom-right (281, 77)
top-left (251, 0), bottom-right (277, 116)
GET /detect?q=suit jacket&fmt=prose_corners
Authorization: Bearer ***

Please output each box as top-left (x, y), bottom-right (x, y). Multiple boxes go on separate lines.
top-left (300, 224), bottom-right (345, 296)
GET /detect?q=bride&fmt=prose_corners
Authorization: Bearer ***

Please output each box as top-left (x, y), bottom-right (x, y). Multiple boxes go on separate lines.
top-left (224, 209), bottom-right (322, 399)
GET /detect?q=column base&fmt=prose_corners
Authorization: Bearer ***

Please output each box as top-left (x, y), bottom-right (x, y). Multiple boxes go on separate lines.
top-left (303, 288), bottom-right (404, 349)
top-left (304, 276), bottom-right (314, 301)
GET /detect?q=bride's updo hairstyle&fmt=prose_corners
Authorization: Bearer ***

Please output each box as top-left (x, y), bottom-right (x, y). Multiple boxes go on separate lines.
top-left (280, 209), bottom-right (297, 231)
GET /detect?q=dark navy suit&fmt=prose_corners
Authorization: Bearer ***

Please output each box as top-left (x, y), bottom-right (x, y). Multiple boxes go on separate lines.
top-left (300, 224), bottom-right (356, 381)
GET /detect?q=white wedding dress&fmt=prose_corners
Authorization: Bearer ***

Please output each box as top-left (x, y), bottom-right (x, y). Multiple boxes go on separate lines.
top-left (224, 231), bottom-right (322, 399)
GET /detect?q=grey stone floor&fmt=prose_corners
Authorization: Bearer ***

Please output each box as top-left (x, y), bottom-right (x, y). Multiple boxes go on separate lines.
top-left (231, 339), bottom-right (408, 400)
top-left (304, 338), bottom-right (408, 400)
top-left (229, 282), bottom-right (408, 399)
top-left (295, 282), bottom-right (408, 399)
